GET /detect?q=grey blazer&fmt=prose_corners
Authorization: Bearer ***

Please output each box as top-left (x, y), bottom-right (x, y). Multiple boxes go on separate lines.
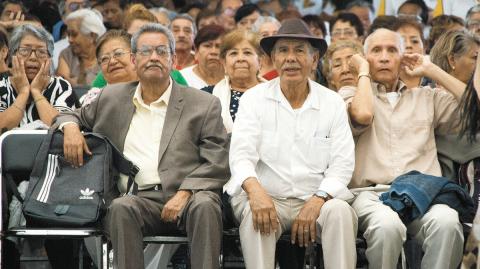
top-left (53, 80), bottom-right (230, 200)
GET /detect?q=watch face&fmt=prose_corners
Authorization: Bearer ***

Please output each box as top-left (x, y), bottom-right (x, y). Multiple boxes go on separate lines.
top-left (316, 191), bottom-right (328, 198)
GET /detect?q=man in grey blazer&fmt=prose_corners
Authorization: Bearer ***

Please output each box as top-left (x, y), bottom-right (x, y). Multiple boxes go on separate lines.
top-left (53, 23), bottom-right (229, 269)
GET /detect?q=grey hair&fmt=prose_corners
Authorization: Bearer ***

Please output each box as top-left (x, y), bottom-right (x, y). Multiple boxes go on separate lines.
top-left (65, 8), bottom-right (106, 38)
top-left (170, 13), bottom-right (197, 36)
top-left (363, 28), bottom-right (405, 54)
top-left (131, 23), bottom-right (176, 55)
top-left (251, 16), bottom-right (281, 33)
top-left (9, 24), bottom-right (55, 74)
top-left (467, 4), bottom-right (480, 25)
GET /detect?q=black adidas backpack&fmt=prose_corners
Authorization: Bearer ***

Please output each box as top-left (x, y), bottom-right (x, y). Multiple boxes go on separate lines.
top-left (21, 130), bottom-right (138, 227)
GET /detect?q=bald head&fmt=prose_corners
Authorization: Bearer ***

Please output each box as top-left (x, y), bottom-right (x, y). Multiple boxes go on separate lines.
top-left (364, 28), bottom-right (404, 55)
top-left (364, 28), bottom-right (405, 91)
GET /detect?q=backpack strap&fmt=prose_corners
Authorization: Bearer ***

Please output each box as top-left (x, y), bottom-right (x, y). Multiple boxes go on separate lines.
top-left (5, 173), bottom-right (24, 203)
top-left (29, 130), bottom-right (55, 178)
top-left (99, 135), bottom-right (139, 195)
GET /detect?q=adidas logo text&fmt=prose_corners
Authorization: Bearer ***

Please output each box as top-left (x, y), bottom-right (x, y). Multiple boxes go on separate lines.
top-left (80, 188), bottom-right (94, 200)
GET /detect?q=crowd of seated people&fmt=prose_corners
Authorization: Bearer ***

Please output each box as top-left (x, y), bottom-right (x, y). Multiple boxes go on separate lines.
top-left (1, 1), bottom-right (480, 269)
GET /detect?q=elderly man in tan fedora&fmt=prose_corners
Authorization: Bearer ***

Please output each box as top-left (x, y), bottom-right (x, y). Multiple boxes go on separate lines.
top-left (226, 18), bottom-right (358, 269)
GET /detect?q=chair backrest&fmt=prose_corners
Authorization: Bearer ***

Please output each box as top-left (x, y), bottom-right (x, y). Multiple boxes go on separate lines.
top-left (1, 130), bottom-right (47, 175)
top-left (72, 86), bottom-right (91, 100)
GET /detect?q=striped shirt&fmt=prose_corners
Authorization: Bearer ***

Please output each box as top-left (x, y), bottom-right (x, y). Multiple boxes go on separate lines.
top-left (0, 73), bottom-right (80, 126)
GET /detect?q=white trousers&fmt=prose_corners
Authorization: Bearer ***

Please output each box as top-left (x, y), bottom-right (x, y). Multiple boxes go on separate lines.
top-left (351, 191), bottom-right (464, 269)
top-left (231, 194), bottom-right (358, 269)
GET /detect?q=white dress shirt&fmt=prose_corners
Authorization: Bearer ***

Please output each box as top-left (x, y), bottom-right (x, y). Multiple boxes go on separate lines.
top-left (226, 78), bottom-right (355, 200)
top-left (179, 65), bottom-right (208, 90)
top-left (118, 79), bottom-right (172, 193)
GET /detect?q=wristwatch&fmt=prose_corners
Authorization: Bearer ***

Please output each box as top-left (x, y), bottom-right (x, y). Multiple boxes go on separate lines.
top-left (314, 190), bottom-right (330, 201)
top-left (357, 71), bottom-right (371, 80)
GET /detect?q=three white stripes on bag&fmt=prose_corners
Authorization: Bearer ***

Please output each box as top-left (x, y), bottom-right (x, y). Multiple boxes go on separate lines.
top-left (36, 154), bottom-right (58, 203)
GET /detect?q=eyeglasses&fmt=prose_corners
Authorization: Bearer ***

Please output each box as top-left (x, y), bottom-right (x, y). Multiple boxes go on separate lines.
top-left (99, 49), bottom-right (130, 65)
top-left (135, 45), bottom-right (170, 58)
top-left (16, 47), bottom-right (50, 59)
top-left (331, 29), bottom-right (356, 38)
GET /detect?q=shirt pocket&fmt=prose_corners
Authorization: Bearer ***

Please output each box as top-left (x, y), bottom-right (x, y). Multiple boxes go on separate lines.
top-left (259, 131), bottom-right (279, 162)
top-left (409, 119), bottom-right (435, 153)
top-left (307, 137), bottom-right (332, 173)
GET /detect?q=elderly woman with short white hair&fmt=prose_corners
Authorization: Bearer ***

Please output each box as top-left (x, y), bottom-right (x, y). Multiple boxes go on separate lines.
top-left (251, 16), bottom-right (281, 80)
top-left (56, 8), bottom-right (106, 86)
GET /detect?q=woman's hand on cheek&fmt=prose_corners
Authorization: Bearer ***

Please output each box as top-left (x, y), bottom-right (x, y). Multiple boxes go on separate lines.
top-left (10, 55), bottom-right (31, 96)
top-left (30, 59), bottom-right (51, 94)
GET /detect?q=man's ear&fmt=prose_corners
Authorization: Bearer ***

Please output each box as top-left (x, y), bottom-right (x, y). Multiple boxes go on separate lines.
top-left (90, 33), bottom-right (98, 44)
top-left (131, 53), bottom-right (136, 66)
top-left (170, 53), bottom-right (177, 68)
top-left (312, 50), bottom-right (320, 67)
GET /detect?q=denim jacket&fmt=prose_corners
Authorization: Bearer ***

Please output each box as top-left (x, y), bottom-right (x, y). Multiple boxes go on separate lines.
top-left (380, 170), bottom-right (474, 224)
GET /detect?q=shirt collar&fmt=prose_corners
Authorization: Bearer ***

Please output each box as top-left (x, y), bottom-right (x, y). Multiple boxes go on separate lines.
top-left (133, 77), bottom-right (173, 109)
top-left (373, 80), bottom-right (408, 94)
top-left (266, 78), bottom-right (321, 110)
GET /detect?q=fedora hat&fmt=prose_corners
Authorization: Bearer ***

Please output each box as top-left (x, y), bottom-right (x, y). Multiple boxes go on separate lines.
top-left (260, 18), bottom-right (327, 57)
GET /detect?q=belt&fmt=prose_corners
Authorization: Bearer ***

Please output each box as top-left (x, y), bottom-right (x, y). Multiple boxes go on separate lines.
top-left (139, 184), bottom-right (162, 192)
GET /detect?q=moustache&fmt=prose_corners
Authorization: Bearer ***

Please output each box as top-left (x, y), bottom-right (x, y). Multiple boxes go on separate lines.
top-left (146, 63), bottom-right (164, 69)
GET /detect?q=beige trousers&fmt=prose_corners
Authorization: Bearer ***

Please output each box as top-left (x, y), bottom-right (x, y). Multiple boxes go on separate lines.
top-left (351, 191), bottom-right (464, 269)
top-left (231, 194), bottom-right (358, 269)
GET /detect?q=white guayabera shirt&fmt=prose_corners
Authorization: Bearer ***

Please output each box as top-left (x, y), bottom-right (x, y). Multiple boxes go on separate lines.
top-left (226, 78), bottom-right (355, 200)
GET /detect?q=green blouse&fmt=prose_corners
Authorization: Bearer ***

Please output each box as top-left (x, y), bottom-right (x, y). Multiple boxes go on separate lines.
top-left (90, 69), bottom-right (189, 88)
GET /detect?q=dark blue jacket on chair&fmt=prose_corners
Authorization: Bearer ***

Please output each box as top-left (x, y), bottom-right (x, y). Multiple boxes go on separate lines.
top-left (380, 170), bottom-right (475, 224)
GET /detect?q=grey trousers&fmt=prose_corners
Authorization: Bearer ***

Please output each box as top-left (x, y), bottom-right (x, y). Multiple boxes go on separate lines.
top-left (104, 190), bottom-right (222, 269)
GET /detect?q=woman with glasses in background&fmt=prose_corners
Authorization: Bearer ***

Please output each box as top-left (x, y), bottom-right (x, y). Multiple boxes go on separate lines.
top-left (329, 13), bottom-right (364, 43)
top-left (252, 16), bottom-right (281, 80)
top-left (81, 29), bottom-right (137, 105)
top-left (89, 6), bottom-right (187, 96)
top-left (0, 24), bottom-right (79, 131)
